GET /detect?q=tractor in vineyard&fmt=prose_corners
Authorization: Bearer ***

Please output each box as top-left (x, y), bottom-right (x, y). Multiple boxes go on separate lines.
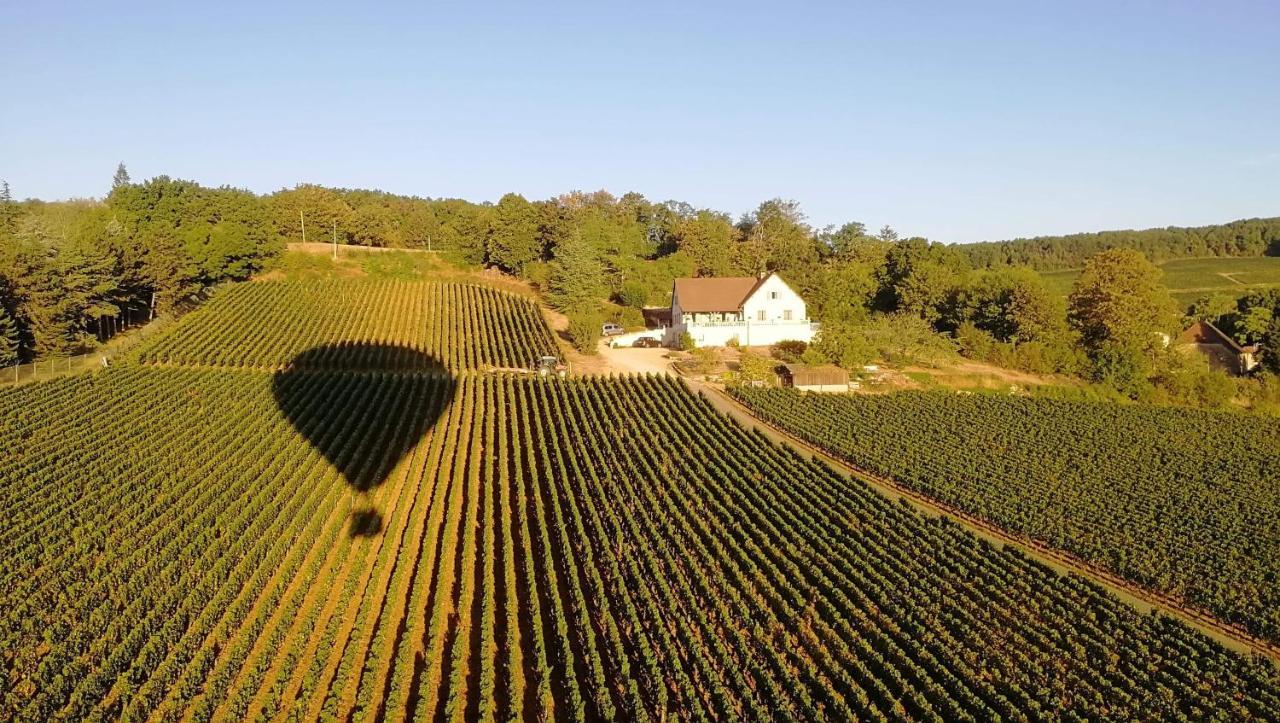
top-left (532, 355), bottom-right (568, 378)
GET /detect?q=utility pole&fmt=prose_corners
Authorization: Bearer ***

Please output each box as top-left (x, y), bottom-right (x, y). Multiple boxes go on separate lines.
top-left (300, 210), bottom-right (306, 244)
top-left (332, 220), bottom-right (338, 260)
top-left (427, 235), bottom-right (432, 253)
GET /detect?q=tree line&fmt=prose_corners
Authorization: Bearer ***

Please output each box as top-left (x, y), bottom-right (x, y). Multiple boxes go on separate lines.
top-left (957, 217), bottom-right (1280, 270)
top-left (2, 166), bottom-right (1276, 406)
top-left (0, 168), bottom-right (496, 362)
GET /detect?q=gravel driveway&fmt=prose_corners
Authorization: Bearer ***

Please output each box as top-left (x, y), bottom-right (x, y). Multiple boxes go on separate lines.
top-left (596, 342), bottom-right (676, 376)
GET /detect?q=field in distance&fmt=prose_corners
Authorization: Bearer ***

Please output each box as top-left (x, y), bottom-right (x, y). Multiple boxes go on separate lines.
top-left (1040, 256), bottom-right (1280, 304)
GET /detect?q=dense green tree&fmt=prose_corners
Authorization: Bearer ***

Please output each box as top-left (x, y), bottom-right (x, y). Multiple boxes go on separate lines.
top-left (348, 204), bottom-right (398, 247)
top-left (566, 311), bottom-right (602, 354)
top-left (487, 193), bottom-right (542, 273)
top-left (1088, 342), bottom-right (1154, 398)
top-left (1262, 320), bottom-right (1280, 374)
top-left (398, 201), bottom-right (438, 249)
top-left (646, 200), bottom-right (694, 256)
top-left (55, 237), bottom-right (123, 340)
top-left (1215, 289), bottom-right (1280, 347)
top-left (1187, 293), bottom-right (1239, 322)
top-left (1068, 249), bottom-right (1177, 354)
top-left (809, 260), bottom-right (878, 324)
top-left (820, 221), bottom-right (887, 263)
top-left (615, 280), bottom-right (648, 308)
top-left (1236, 306), bottom-right (1274, 344)
top-left (108, 177), bottom-right (277, 310)
top-left (814, 313), bottom-right (956, 368)
top-left (432, 199), bottom-right (490, 265)
top-left (547, 229), bottom-right (606, 314)
top-left (877, 237), bottom-right (966, 321)
top-left (675, 210), bottom-right (737, 277)
top-left (265, 184), bottom-right (352, 243)
top-left (576, 209), bottom-right (649, 282)
top-left (945, 267), bottom-right (1066, 344)
top-left (0, 305), bottom-right (18, 366)
top-left (138, 230), bottom-right (200, 312)
top-left (738, 199), bottom-right (819, 277)
top-left (1, 213), bottom-right (129, 353)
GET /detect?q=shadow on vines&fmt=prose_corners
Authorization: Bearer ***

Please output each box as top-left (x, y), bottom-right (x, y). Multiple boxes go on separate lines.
top-left (272, 342), bottom-right (454, 538)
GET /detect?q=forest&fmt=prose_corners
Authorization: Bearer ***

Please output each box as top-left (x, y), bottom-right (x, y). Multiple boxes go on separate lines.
top-left (3, 167), bottom-right (1278, 408)
top-left (957, 217), bottom-right (1280, 270)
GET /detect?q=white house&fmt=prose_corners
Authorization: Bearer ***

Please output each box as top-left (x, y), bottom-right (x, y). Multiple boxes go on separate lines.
top-left (667, 273), bottom-right (814, 348)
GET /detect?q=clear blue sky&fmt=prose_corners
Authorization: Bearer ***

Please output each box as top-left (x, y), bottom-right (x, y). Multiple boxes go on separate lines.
top-left (2, 0), bottom-right (1277, 242)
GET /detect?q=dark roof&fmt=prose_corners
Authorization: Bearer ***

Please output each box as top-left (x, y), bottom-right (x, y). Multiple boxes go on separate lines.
top-left (1178, 320), bottom-right (1245, 354)
top-left (672, 275), bottom-right (770, 313)
top-left (780, 364), bottom-right (849, 386)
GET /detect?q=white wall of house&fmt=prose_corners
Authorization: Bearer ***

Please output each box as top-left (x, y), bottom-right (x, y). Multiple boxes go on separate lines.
top-left (741, 274), bottom-right (807, 325)
top-left (668, 274), bottom-right (813, 348)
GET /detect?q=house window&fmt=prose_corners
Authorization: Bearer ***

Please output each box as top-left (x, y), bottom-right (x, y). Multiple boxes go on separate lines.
top-left (769, 291), bottom-right (778, 300)
top-left (783, 309), bottom-right (793, 321)
top-left (757, 309), bottom-right (766, 321)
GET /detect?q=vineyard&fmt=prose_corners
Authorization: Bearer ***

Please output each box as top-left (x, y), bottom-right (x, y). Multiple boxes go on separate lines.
top-left (729, 387), bottom-right (1280, 647)
top-left (3, 367), bottom-right (1280, 720)
top-left (131, 280), bottom-right (558, 371)
top-left (1039, 256), bottom-right (1280, 304)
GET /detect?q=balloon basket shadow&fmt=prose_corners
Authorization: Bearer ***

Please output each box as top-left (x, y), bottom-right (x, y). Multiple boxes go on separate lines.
top-left (348, 508), bottom-right (384, 538)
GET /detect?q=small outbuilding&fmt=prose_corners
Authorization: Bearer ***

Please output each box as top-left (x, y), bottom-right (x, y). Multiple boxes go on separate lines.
top-left (778, 364), bottom-right (850, 393)
top-left (1177, 320), bottom-right (1260, 376)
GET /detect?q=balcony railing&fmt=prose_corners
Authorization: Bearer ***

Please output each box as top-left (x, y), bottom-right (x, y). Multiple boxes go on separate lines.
top-left (683, 318), bottom-right (811, 328)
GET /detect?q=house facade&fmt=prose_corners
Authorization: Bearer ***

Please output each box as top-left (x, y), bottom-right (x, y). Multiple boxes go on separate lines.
top-left (1176, 320), bottom-right (1261, 376)
top-left (668, 273), bottom-right (814, 348)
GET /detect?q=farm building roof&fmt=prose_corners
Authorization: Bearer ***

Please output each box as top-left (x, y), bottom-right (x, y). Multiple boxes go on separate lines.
top-left (672, 276), bottom-right (768, 312)
top-left (779, 364), bottom-right (849, 386)
top-left (1178, 320), bottom-right (1246, 353)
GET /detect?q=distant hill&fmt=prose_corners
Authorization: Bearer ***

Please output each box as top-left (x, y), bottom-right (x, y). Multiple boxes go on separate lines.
top-left (956, 217), bottom-right (1280, 270)
top-left (1039, 256), bottom-right (1280, 306)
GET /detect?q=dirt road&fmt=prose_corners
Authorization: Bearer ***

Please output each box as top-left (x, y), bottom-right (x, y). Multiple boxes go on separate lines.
top-left (595, 342), bottom-right (675, 376)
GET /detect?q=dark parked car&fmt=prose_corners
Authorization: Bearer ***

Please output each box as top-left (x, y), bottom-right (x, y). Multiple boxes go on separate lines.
top-left (633, 337), bottom-right (663, 348)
